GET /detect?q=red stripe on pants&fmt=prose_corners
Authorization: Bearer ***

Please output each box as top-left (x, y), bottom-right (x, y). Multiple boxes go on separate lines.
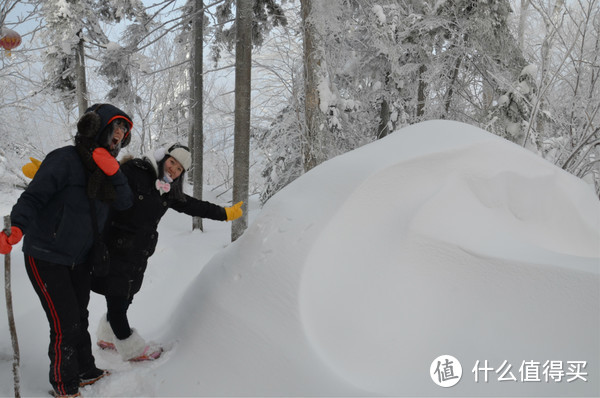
top-left (26, 256), bottom-right (66, 395)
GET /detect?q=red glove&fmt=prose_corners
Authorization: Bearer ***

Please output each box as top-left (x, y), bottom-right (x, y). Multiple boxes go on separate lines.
top-left (0, 233), bottom-right (11, 254)
top-left (0, 226), bottom-right (22, 255)
top-left (92, 148), bottom-right (120, 176)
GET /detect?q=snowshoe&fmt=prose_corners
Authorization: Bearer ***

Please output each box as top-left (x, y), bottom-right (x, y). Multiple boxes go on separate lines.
top-left (97, 339), bottom-right (116, 350)
top-left (79, 367), bottom-right (110, 387)
top-left (48, 390), bottom-right (81, 398)
top-left (129, 345), bottom-right (163, 362)
top-left (113, 328), bottom-right (163, 362)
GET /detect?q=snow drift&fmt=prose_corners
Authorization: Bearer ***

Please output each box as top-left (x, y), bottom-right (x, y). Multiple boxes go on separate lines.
top-left (157, 120), bottom-right (599, 396)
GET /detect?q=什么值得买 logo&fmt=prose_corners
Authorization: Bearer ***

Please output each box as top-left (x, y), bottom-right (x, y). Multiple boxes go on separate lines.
top-left (430, 355), bottom-right (462, 387)
top-left (430, 355), bottom-right (588, 387)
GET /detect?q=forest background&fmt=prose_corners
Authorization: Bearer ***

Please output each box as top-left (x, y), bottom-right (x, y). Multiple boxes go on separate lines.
top-left (1, 0), bottom-right (599, 238)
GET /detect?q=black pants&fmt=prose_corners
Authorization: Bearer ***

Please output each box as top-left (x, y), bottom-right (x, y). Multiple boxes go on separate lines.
top-left (25, 255), bottom-right (97, 395)
top-left (105, 295), bottom-right (133, 339)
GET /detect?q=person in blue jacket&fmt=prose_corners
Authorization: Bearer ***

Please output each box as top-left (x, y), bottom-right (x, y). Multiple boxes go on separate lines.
top-left (0, 104), bottom-right (134, 398)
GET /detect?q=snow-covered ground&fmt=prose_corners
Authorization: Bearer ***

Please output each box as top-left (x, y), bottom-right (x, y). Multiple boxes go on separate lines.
top-left (1, 120), bottom-right (598, 397)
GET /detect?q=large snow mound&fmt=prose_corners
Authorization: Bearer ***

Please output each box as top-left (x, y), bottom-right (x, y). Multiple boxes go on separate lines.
top-left (159, 120), bottom-right (598, 396)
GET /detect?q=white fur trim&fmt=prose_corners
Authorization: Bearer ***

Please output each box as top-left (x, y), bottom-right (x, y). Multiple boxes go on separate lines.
top-left (143, 151), bottom-right (160, 177)
top-left (96, 314), bottom-right (116, 344)
top-left (113, 328), bottom-right (148, 361)
top-left (153, 147), bottom-right (167, 162)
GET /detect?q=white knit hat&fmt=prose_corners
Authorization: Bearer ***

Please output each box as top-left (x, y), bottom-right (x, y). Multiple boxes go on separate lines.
top-left (166, 143), bottom-right (192, 171)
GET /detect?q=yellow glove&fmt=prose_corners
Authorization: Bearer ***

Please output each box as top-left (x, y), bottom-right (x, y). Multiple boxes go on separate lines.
top-left (225, 201), bottom-right (243, 221)
top-left (22, 157), bottom-right (42, 179)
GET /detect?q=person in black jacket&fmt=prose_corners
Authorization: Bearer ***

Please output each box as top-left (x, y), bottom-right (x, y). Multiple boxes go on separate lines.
top-left (92, 143), bottom-right (243, 362)
top-left (0, 104), bottom-right (134, 398)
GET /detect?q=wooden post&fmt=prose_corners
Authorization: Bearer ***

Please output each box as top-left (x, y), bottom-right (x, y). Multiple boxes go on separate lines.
top-left (4, 215), bottom-right (20, 398)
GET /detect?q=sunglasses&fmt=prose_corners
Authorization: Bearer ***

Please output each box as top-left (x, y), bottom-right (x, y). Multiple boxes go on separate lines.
top-left (108, 116), bottom-right (133, 137)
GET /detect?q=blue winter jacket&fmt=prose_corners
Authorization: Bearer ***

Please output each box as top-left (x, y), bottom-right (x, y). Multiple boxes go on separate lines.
top-left (11, 146), bottom-right (133, 267)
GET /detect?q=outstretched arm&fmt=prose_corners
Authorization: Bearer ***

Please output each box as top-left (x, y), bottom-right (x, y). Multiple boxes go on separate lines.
top-left (170, 195), bottom-right (243, 222)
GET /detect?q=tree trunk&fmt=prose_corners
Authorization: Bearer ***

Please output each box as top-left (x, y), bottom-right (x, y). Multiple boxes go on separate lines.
top-left (443, 56), bottom-right (462, 117)
top-left (518, 0), bottom-right (529, 51)
top-left (416, 64), bottom-right (427, 118)
top-left (191, 0), bottom-right (204, 231)
top-left (75, 32), bottom-right (88, 117)
top-left (231, 0), bottom-right (252, 241)
top-left (301, 0), bottom-right (328, 172)
top-left (377, 97), bottom-right (389, 139)
top-left (537, 0), bottom-right (565, 140)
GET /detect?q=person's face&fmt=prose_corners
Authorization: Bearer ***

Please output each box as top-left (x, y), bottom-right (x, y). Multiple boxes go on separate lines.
top-left (109, 120), bottom-right (129, 150)
top-left (164, 156), bottom-right (184, 180)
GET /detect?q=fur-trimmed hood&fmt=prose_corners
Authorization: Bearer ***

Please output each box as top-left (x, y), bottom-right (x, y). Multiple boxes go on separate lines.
top-left (76, 103), bottom-right (133, 149)
top-left (120, 153), bottom-right (159, 177)
top-left (142, 152), bottom-right (160, 177)
top-left (74, 103), bottom-right (133, 202)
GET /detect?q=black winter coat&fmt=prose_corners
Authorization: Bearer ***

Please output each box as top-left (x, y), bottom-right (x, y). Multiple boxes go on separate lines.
top-left (11, 146), bottom-right (133, 266)
top-left (92, 157), bottom-right (227, 298)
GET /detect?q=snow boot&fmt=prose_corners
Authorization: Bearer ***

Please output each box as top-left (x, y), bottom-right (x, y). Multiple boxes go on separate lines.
top-left (96, 314), bottom-right (116, 351)
top-left (79, 367), bottom-right (110, 387)
top-left (113, 328), bottom-right (163, 362)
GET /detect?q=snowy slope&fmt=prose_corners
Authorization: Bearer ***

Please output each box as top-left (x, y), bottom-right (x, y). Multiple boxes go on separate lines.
top-left (0, 120), bottom-right (598, 397)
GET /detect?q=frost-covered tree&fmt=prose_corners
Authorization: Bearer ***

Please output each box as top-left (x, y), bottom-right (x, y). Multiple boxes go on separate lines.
top-left (211, 0), bottom-right (287, 61)
top-left (41, 0), bottom-right (93, 112)
top-left (257, 103), bottom-right (304, 203)
top-left (438, 0), bottom-right (526, 102)
top-left (41, 0), bottom-right (147, 113)
top-left (258, 0), bottom-right (528, 202)
top-left (490, 63), bottom-right (538, 146)
top-left (528, 0), bottom-right (600, 195)
top-left (3, 0), bottom-right (598, 202)
top-left (96, 1), bottom-right (150, 108)
top-left (0, 1), bottom-right (65, 189)
top-left (320, 0), bottom-right (525, 129)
